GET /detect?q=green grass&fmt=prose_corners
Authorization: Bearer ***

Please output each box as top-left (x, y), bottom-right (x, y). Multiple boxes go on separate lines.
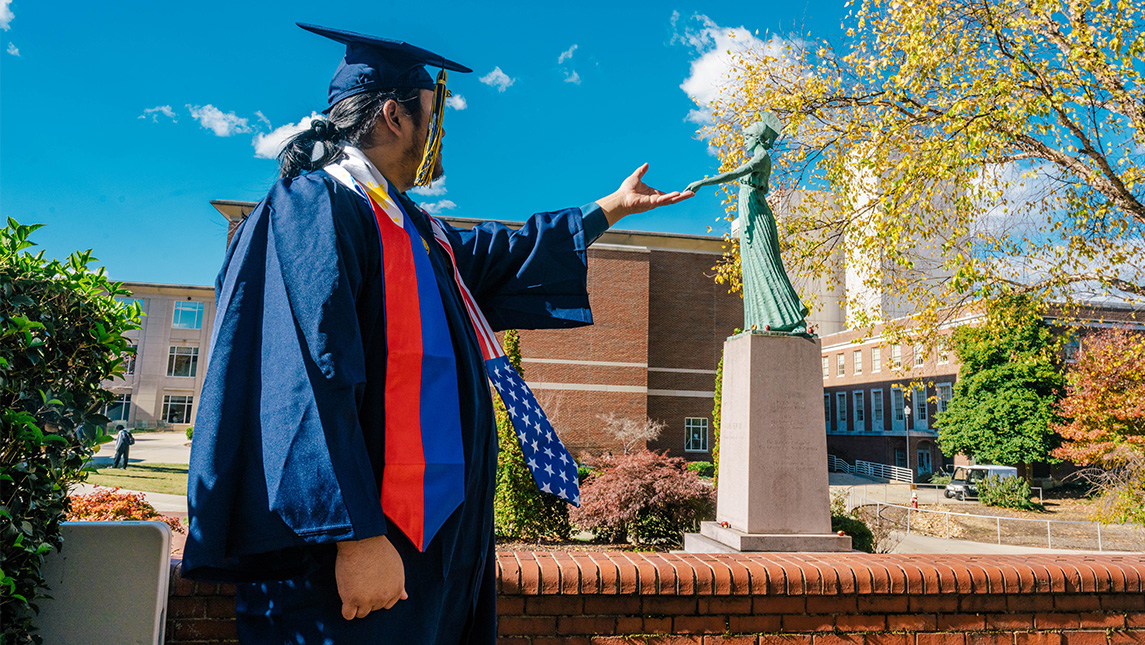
top-left (86, 462), bottom-right (188, 496)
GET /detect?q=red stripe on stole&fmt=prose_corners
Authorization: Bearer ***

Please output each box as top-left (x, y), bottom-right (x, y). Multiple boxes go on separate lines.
top-left (371, 200), bottom-right (427, 551)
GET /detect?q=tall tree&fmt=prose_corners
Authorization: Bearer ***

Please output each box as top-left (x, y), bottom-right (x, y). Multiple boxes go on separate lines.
top-left (936, 296), bottom-right (1065, 474)
top-left (698, 0), bottom-right (1145, 342)
top-left (1053, 328), bottom-right (1145, 524)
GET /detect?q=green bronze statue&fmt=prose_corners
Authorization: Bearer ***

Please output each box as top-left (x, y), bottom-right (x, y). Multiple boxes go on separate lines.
top-left (686, 113), bottom-right (810, 336)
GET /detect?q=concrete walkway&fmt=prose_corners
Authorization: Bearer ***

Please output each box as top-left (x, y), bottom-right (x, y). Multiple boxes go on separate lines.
top-left (91, 430), bottom-right (191, 466)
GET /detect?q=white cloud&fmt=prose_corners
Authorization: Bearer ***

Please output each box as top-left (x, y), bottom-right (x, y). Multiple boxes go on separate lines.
top-left (557, 44), bottom-right (578, 64)
top-left (446, 94), bottom-right (467, 110)
top-left (252, 111), bottom-right (322, 159)
top-left (255, 111), bottom-right (272, 129)
top-left (187, 104), bottom-right (252, 137)
top-left (480, 67), bottom-right (515, 92)
top-left (0, 0), bottom-right (13, 30)
top-left (5, 42), bottom-right (16, 57)
top-left (420, 199), bottom-right (457, 214)
top-left (676, 13), bottom-right (794, 125)
top-left (410, 176), bottom-right (447, 197)
top-left (564, 70), bottom-right (581, 85)
top-left (139, 105), bottom-right (176, 122)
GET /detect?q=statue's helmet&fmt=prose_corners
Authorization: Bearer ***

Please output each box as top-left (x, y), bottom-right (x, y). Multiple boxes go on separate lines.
top-left (746, 111), bottom-right (784, 145)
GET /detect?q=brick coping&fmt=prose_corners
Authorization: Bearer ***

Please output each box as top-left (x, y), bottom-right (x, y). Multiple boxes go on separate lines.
top-left (492, 552), bottom-right (1145, 597)
top-left (171, 552), bottom-right (1145, 597)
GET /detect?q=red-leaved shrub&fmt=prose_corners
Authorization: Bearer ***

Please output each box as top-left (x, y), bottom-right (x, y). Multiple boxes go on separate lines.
top-left (66, 487), bottom-right (185, 534)
top-left (570, 449), bottom-right (715, 546)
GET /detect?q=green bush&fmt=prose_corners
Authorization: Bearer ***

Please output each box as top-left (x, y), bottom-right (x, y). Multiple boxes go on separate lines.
top-left (831, 514), bottom-right (874, 553)
top-left (978, 474), bottom-right (1044, 511)
top-left (712, 355), bottom-right (722, 488)
top-left (185, 425), bottom-right (194, 441)
top-left (1, 219), bottom-right (140, 644)
top-left (686, 461), bottom-right (715, 478)
top-left (493, 330), bottom-right (570, 540)
top-left (930, 474), bottom-right (952, 487)
top-left (576, 463), bottom-right (594, 484)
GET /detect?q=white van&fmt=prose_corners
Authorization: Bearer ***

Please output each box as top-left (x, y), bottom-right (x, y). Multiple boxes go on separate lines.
top-left (943, 465), bottom-right (1018, 501)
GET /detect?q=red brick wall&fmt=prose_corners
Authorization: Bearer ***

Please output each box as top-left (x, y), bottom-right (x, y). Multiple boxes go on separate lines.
top-left (166, 553), bottom-right (1145, 645)
top-left (646, 249), bottom-right (742, 459)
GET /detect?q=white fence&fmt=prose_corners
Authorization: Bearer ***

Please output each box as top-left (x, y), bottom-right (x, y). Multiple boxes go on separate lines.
top-left (845, 486), bottom-right (1145, 552)
top-left (828, 454), bottom-right (914, 483)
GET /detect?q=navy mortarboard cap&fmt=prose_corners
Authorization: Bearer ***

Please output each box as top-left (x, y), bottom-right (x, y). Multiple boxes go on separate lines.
top-left (298, 23), bottom-right (472, 108)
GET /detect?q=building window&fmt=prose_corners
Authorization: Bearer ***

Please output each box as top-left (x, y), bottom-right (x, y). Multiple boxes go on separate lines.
top-left (853, 391), bottom-right (865, 429)
top-left (822, 356), bottom-right (829, 379)
top-left (937, 383), bottom-right (953, 413)
top-left (103, 393), bottom-right (131, 423)
top-left (914, 343), bottom-right (925, 368)
top-left (824, 394), bottom-right (831, 430)
top-left (872, 347), bottom-right (882, 372)
top-left (914, 386), bottom-right (928, 421)
top-left (173, 301), bottom-right (205, 330)
top-left (891, 344), bottom-right (902, 368)
top-left (124, 344), bottom-right (138, 375)
top-left (684, 417), bottom-right (708, 452)
top-left (892, 388), bottom-right (905, 421)
top-left (872, 389), bottom-right (884, 425)
top-left (895, 448), bottom-right (907, 468)
top-left (853, 350), bottom-right (863, 375)
top-left (167, 346), bottom-right (199, 378)
top-left (836, 354), bottom-right (845, 377)
top-left (938, 337), bottom-right (951, 365)
top-left (162, 395), bottom-right (194, 424)
top-left (1064, 337), bottom-right (1081, 364)
top-left (836, 392), bottom-right (847, 431)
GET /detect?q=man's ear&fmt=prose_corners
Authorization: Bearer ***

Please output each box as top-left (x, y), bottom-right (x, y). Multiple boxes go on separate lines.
top-left (379, 99), bottom-right (404, 138)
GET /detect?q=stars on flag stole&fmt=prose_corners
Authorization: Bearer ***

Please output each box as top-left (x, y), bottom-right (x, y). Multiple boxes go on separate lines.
top-left (324, 151), bottom-right (579, 554)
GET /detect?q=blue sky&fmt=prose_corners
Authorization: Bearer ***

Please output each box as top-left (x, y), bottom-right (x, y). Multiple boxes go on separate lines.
top-left (0, 0), bottom-right (846, 285)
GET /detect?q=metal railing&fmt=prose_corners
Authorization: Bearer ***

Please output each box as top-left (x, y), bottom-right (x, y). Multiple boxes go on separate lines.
top-left (856, 460), bottom-right (914, 483)
top-left (828, 455), bottom-right (914, 483)
top-left (845, 485), bottom-right (1145, 552)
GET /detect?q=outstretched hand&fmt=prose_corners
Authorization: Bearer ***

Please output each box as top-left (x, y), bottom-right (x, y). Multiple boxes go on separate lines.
top-left (685, 180), bottom-right (705, 194)
top-left (596, 163), bottom-right (694, 226)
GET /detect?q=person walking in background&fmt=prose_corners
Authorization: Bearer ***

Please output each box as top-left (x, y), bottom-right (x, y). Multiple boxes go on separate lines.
top-left (112, 426), bottom-right (134, 469)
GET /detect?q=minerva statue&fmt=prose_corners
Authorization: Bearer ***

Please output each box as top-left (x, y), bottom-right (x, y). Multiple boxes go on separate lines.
top-left (686, 112), bottom-right (810, 336)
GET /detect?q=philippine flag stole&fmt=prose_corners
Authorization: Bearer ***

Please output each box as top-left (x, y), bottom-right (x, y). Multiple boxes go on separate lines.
top-left (325, 154), bottom-right (579, 554)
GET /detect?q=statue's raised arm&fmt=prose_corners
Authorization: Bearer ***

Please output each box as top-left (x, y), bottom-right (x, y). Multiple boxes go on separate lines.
top-left (688, 112), bottom-right (810, 337)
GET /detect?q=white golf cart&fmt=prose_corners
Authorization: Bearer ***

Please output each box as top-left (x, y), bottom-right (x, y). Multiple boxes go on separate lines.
top-left (943, 464), bottom-right (1018, 501)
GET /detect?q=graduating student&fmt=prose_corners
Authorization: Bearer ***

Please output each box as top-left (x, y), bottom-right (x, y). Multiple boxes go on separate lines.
top-left (184, 23), bottom-right (692, 644)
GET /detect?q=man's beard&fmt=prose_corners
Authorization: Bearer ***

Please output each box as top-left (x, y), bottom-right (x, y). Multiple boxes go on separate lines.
top-left (404, 135), bottom-right (445, 186)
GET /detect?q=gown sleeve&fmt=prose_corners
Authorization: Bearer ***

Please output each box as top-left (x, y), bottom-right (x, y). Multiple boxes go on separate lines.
top-left (431, 200), bottom-right (609, 332)
top-left (184, 173), bottom-right (387, 582)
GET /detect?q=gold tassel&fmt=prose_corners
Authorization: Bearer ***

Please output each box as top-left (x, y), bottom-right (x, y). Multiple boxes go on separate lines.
top-left (415, 70), bottom-right (448, 187)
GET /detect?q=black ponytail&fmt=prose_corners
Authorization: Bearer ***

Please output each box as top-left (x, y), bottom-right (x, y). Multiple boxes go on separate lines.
top-left (278, 87), bottom-right (424, 179)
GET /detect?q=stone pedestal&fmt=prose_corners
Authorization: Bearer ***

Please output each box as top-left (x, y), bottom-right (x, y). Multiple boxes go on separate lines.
top-left (685, 333), bottom-right (851, 553)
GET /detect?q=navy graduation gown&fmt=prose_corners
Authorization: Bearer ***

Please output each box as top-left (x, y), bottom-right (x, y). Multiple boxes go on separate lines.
top-left (184, 169), bottom-right (599, 644)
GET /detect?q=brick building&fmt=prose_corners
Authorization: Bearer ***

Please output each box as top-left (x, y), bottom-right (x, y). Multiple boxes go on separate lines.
top-left (819, 302), bottom-right (1145, 479)
top-left (100, 282), bottom-right (217, 432)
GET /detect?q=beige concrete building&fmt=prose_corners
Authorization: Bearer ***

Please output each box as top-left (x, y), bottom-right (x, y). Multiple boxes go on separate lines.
top-left (100, 282), bottom-right (217, 432)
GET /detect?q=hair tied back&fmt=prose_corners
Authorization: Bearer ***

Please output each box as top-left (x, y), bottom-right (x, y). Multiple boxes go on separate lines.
top-left (310, 118), bottom-right (337, 141)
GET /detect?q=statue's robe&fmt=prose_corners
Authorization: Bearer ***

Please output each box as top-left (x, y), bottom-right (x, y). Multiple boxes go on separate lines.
top-left (184, 168), bottom-right (606, 644)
